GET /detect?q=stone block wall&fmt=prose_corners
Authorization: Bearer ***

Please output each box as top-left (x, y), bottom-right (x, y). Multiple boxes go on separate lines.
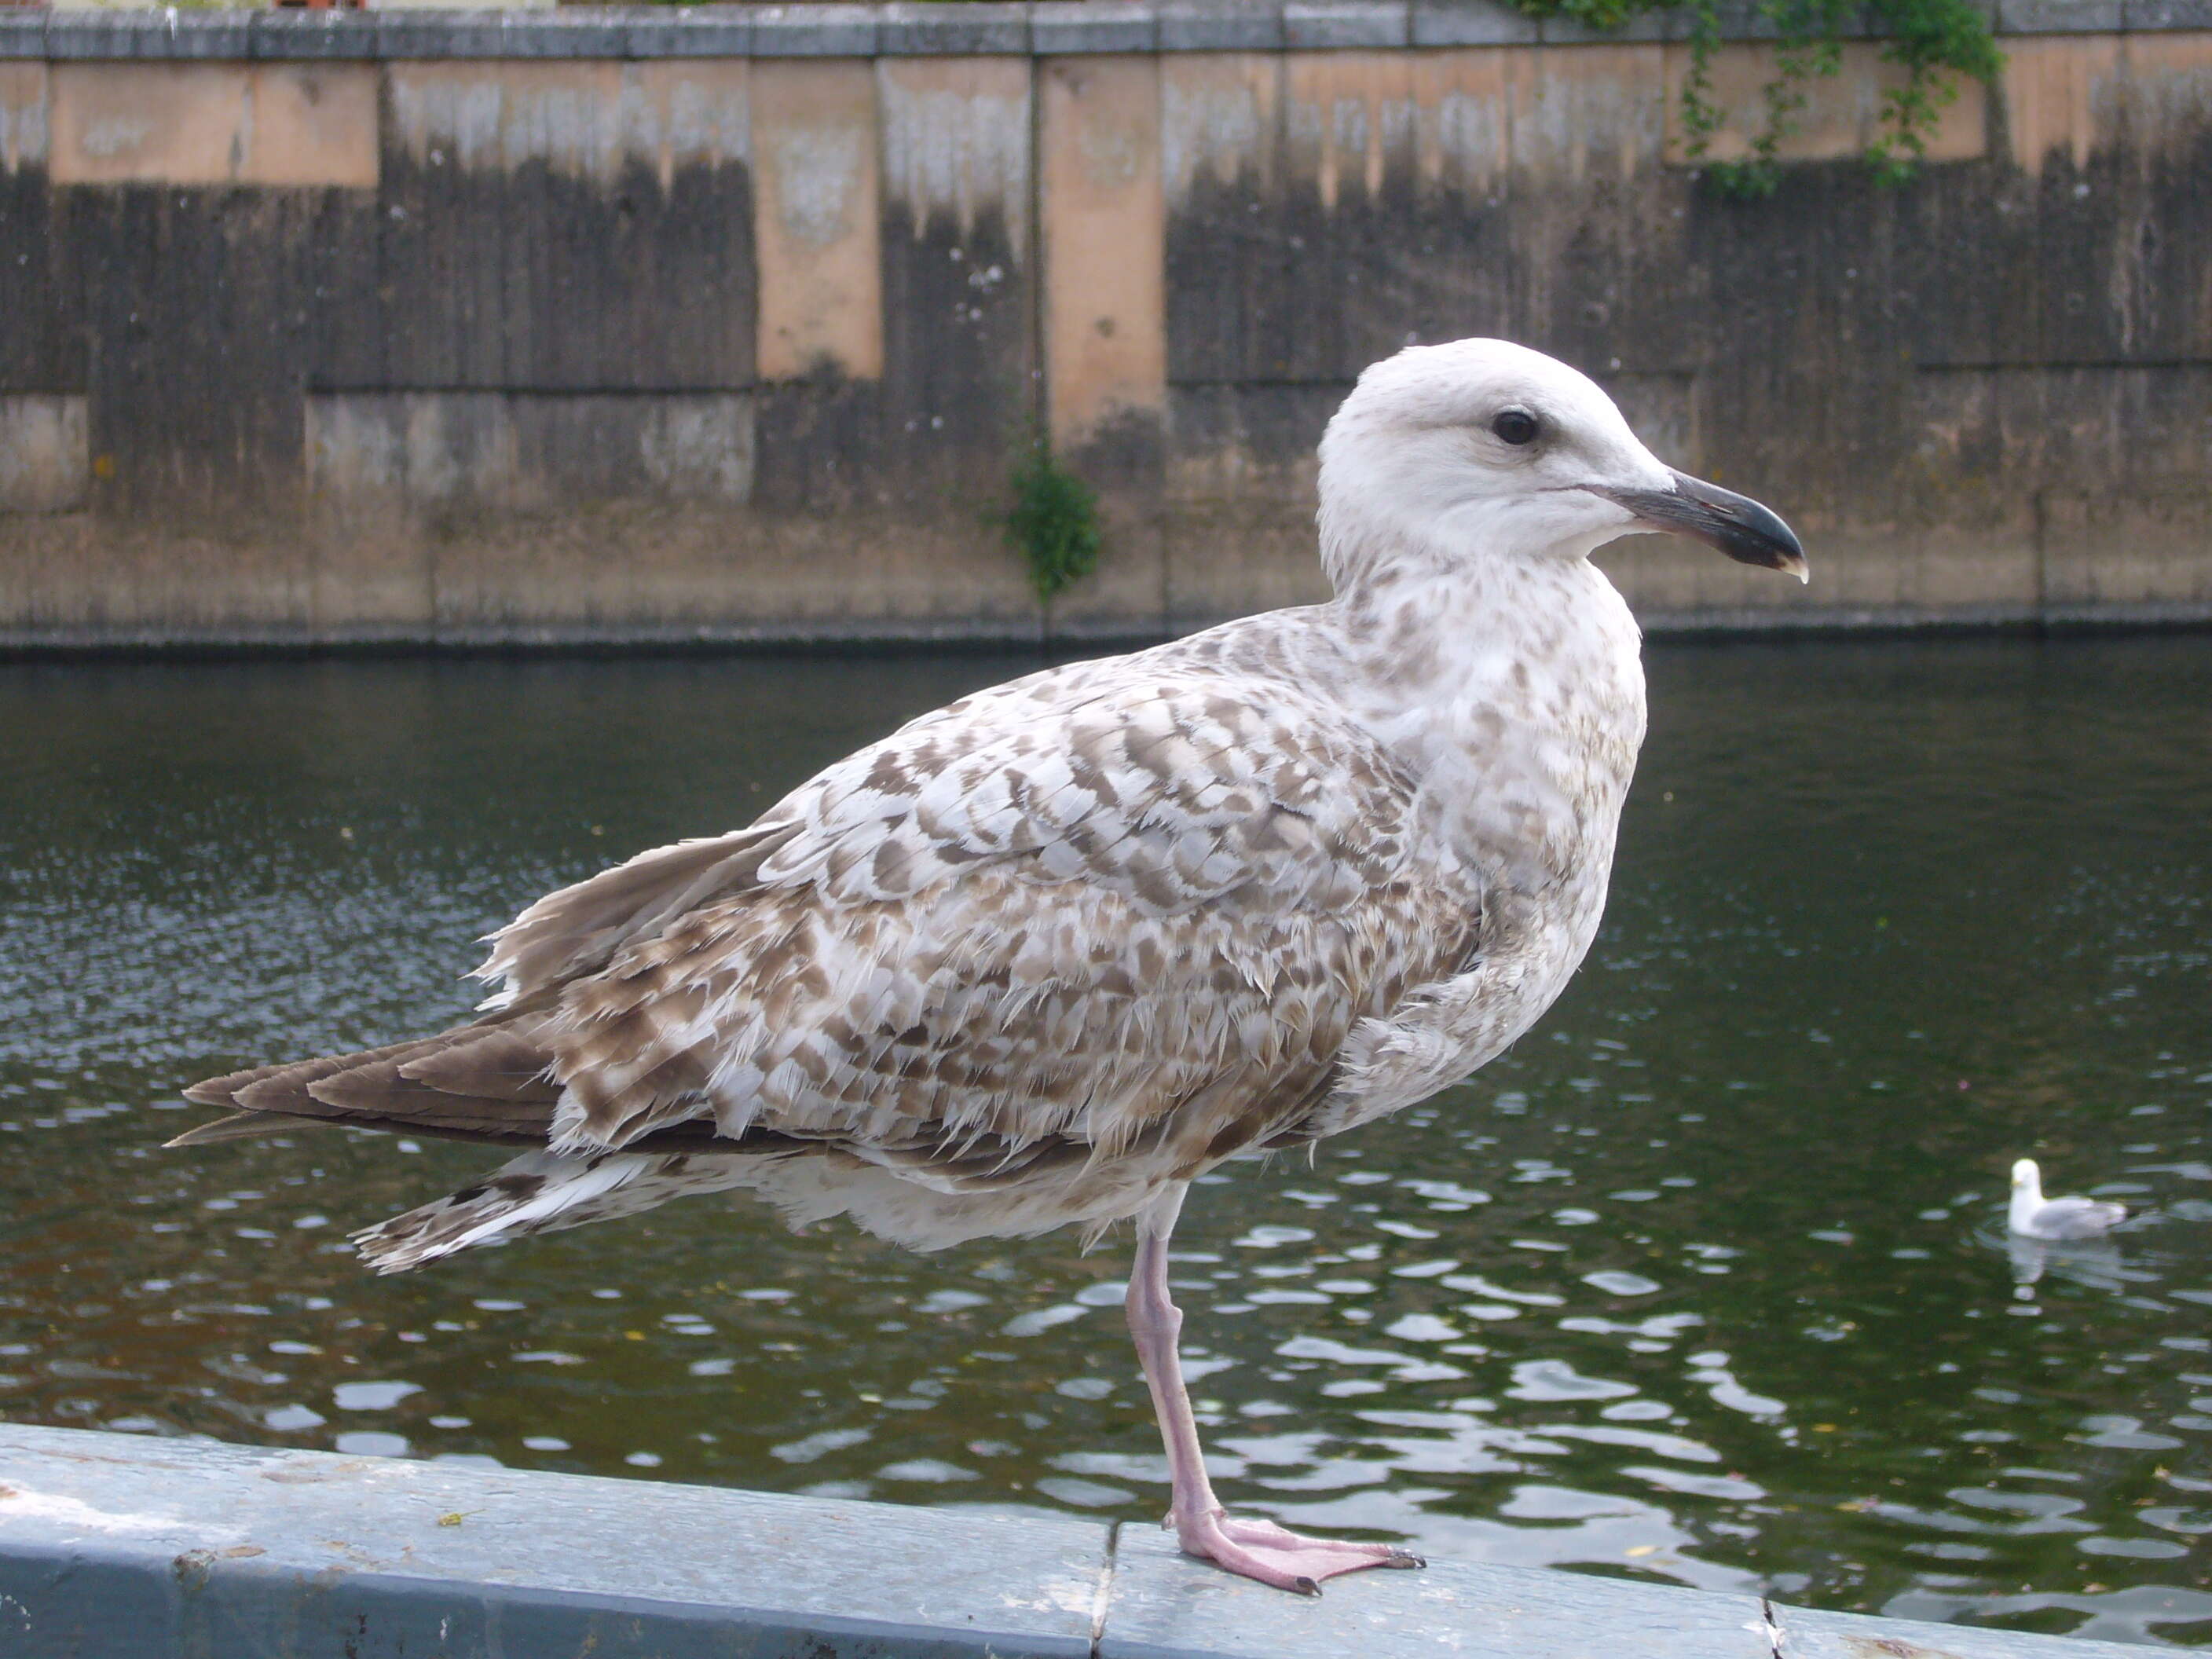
top-left (1, 2), bottom-right (2209, 646)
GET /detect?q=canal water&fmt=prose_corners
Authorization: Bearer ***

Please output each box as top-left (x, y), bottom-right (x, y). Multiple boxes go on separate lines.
top-left (1, 636), bottom-right (2207, 1644)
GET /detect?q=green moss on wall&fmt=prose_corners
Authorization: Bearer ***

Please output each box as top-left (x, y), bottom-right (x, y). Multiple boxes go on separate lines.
top-left (1003, 444), bottom-right (1103, 602)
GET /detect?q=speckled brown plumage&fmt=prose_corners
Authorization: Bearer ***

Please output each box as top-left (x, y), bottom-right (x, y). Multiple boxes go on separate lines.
top-left (176, 339), bottom-right (1796, 1295)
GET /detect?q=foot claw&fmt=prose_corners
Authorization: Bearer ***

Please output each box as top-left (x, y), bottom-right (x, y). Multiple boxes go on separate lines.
top-left (1174, 1508), bottom-right (1423, 1595)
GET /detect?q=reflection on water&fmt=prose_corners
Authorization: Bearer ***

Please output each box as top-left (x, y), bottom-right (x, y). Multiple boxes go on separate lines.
top-left (2, 637), bottom-right (2208, 1646)
top-left (2004, 1230), bottom-right (2135, 1295)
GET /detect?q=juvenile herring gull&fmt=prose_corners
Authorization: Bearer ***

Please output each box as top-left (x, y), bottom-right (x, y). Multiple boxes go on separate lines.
top-left (2009, 1157), bottom-right (2126, 1240)
top-left (174, 338), bottom-right (1807, 1594)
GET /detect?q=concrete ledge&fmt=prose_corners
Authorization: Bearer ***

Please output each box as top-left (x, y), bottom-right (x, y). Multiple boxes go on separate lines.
top-left (1156, 0), bottom-right (1286, 51)
top-left (1409, 1), bottom-right (1540, 46)
top-left (2127, 0), bottom-right (2212, 27)
top-left (0, 1423), bottom-right (1105, 1659)
top-left (749, 3), bottom-right (880, 56)
top-left (43, 11), bottom-right (255, 61)
top-left (1035, 1), bottom-right (1162, 53)
top-left (10, 0), bottom-right (2208, 61)
top-left (1283, 0), bottom-right (1408, 49)
top-left (0, 12), bottom-right (45, 60)
top-left (1538, 3), bottom-right (1679, 43)
top-left (0, 1423), bottom-right (2162, 1659)
top-left (1101, 1526), bottom-right (2154, 1659)
top-left (878, 0), bottom-right (1032, 54)
top-left (625, 8), bottom-right (756, 57)
top-left (247, 11), bottom-right (383, 61)
top-left (2000, 0), bottom-right (2125, 31)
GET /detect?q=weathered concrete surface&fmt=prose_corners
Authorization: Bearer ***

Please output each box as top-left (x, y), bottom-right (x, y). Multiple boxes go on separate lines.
top-left (0, 1421), bottom-right (1108, 1658)
top-left (1042, 52), bottom-right (1170, 632)
top-left (2, 5), bottom-right (2210, 646)
top-left (0, 394), bottom-right (86, 515)
top-left (46, 63), bottom-right (379, 188)
top-left (1101, 1525), bottom-right (2158, 1659)
top-left (0, 1422), bottom-right (2162, 1659)
top-left (754, 57), bottom-right (877, 379)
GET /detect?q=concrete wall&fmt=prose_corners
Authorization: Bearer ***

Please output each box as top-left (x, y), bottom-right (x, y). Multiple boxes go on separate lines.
top-left (2, 2), bottom-right (2210, 647)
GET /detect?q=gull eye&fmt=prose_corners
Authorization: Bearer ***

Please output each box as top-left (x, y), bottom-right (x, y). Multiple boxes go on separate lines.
top-left (1491, 408), bottom-right (1540, 446)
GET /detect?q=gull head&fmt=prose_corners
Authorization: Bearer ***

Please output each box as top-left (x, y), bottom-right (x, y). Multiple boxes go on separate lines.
top-left (1317, 338), bottom-right (1806, 591)
top-left (2011, 1157), bottom-right (2041, 1194)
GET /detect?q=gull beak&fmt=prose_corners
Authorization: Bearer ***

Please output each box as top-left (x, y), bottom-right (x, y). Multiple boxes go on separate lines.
top-left (1595, 470), bottom-right (1808, 584)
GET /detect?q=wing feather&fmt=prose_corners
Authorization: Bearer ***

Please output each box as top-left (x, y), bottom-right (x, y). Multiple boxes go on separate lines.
top-left (535, 656), bottom-right (1481, 1164)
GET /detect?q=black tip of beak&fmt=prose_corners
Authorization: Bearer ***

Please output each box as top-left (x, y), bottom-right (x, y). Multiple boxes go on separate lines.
top-left (1598, 470), bottom-right (1807, 584)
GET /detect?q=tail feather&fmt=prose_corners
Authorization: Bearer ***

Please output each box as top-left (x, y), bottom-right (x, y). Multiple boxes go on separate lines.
top-left (163, 1112), bottom-right (300, 1148)
top-left (352, 1149), bottom-right (766, 1273)
top-left (185, 1041), bottom-right (415, 1111)
top-left (181, 1019), bottom-right (804, 1272)
top-left (178, 1020), bottom-right (563, 1145)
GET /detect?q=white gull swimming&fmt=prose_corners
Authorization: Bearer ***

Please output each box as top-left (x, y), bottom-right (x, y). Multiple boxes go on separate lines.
top-left (2009, 1156), bottom-right (2126, 1240)
top-left (174, 338), bottom-right (1806, 1594)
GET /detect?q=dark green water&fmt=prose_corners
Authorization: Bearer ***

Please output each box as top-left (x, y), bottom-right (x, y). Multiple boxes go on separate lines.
top-left (1, 638), bottom-right (2207, 1644)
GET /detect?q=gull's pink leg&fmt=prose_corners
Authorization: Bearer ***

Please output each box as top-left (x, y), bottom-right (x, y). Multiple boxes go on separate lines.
top-left (1126, 1191), bottom-right (1423, 1596)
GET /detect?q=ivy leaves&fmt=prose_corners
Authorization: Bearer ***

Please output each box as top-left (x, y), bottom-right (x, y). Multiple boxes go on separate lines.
top-left (1524, 0), bottom-right (2004, 198)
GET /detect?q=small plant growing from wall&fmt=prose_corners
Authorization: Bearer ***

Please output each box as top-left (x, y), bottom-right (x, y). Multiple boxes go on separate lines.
top-left (1003, 443), bottom-right (1103, 602)
top-left (1520, 0), bottom-right (2002, 197)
